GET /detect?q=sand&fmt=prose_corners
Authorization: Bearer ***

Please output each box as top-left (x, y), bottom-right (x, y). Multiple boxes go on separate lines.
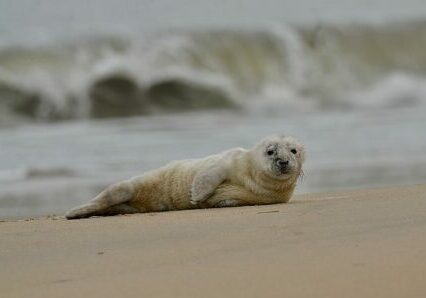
top-left (1, 184), bottom-right (426, 298)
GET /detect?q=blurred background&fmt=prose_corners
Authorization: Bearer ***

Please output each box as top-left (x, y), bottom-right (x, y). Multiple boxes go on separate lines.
top-left (1, 0), bottom-right (426, 219)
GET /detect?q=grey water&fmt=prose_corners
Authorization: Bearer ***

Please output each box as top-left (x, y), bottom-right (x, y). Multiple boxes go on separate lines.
top-left (1, 106), bottom-right (426, 219)
top-left (1, 1), bottom-right (426, 219)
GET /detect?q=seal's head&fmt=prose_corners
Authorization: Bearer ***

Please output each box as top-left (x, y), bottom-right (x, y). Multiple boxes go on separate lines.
top-left (251, 135), bottom-right (305, 180)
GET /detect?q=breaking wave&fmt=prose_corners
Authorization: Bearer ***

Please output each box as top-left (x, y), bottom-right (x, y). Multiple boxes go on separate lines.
top-left (2, 20), bottom-right (426, 123)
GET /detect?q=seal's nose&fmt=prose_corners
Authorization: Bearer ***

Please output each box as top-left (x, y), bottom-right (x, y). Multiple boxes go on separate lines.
top-left (276, 159), bottom-right (289, 168)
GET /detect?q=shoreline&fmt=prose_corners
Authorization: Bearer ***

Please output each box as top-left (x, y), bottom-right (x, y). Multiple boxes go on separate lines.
top-left (1, 184), bottom-right (426, 297)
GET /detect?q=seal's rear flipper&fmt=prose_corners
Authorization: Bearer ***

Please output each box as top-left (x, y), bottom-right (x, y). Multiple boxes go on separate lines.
top-left (65, 203), bottom-right (139, 219)
top-left (65, 180), bottom-right (135, 219)
top-left (65, 202), bottom-right (104, 219)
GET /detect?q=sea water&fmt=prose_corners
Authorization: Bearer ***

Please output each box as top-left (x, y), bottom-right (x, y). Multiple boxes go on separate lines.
top-left (1, 106), bottom-right (425, 219)
top-left (1, 11), bottom-right (426, 218)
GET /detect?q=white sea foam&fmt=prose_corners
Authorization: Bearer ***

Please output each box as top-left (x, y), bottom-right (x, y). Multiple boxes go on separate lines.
top-left (2, 21), bottom-right (426, 123)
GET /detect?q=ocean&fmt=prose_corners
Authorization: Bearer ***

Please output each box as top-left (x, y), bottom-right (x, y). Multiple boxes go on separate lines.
top-left (1, 3), bottom-right (426, 219)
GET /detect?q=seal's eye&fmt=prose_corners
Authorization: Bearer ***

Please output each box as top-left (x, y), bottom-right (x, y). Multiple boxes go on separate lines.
top-left (266, 149), bottom-right (275, 156)
top-left (291, 149), bottom-right (297, 154)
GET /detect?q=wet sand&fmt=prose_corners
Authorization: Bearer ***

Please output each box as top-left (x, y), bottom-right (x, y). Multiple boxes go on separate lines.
top-left (1, 184), bottom-right (426, 298)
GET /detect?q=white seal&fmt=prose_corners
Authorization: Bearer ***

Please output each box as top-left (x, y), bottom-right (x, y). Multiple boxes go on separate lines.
top-left (65, 135), bottom-right (305, 219)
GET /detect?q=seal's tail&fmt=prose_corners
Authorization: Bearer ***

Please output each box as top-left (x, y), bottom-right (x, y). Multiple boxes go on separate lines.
top-left (65, 180), bottom-right (136, 219)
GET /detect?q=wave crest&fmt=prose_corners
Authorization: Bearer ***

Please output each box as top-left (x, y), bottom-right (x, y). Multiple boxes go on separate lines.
top-left (2, 21), bottom-right (426, 123)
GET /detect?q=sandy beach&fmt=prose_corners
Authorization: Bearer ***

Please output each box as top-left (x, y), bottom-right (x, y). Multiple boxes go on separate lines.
top-left (2, 2), bottom-right (426, 297)
top-left (1, 184), bottom-right (425, 298)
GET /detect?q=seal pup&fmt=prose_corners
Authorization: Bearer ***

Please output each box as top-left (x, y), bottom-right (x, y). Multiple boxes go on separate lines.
top-left (65, 135), bottom-right (305, 219)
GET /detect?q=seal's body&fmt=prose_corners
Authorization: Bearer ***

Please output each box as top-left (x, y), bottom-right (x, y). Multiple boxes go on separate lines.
top-left (65, 135), bottom-right (305, 219)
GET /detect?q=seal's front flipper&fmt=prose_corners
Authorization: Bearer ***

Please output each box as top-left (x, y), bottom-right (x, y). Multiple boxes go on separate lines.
top-left (190, 165), bottom-right (227, 205)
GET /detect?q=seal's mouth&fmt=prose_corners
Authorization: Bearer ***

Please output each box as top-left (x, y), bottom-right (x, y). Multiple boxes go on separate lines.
top-left (269, 166), bottom-right (293, 178)
top-left (275, 162), bottom-right (293, 176)
top-left (279, 168), bottom-right (291, 175)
